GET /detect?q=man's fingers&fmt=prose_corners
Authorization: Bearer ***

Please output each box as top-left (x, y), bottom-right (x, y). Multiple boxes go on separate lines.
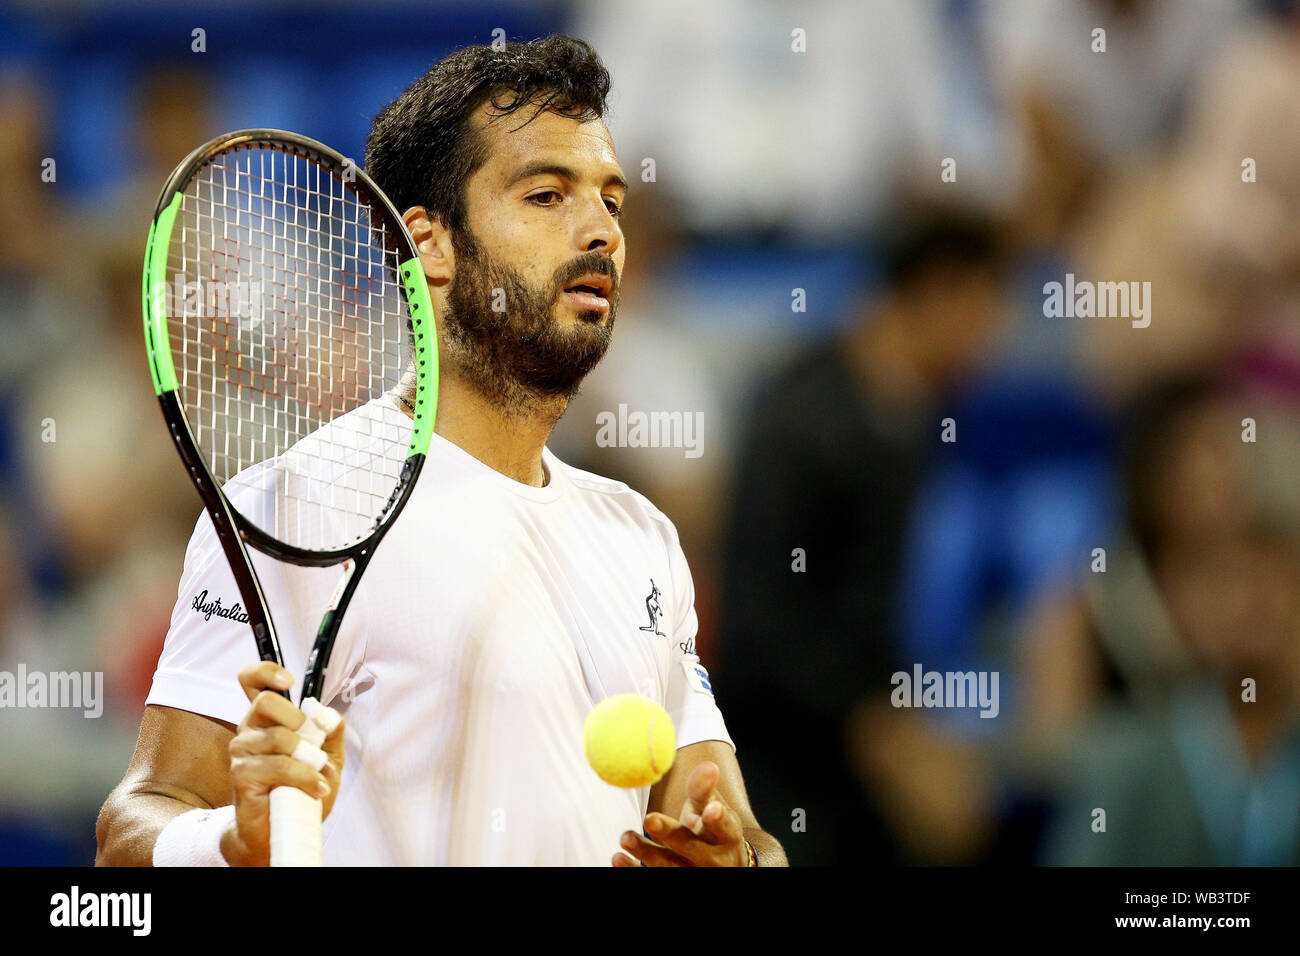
top-left (228, 724), bottom-right (300, 759)
top-left (225, 667), bottom-right (345, 865)
top-left (646, 812), bottom-right (728, 857)
top-left (232, 677), bottom-right (345, 821)
top-left (242, 689), bottom-right (307, 733)
top-left (644, 810), bottom-right (746, 865)
top-left (616, 831), bottom-right (695, 868)
top-left (320, 709), bottom-right (345, 771)
top-left (238, 662), bottom-right (294, 702)
top-left (230, 753), bottom-right (330, 800)
top-left (679, 761), bottom-right (721, 834)
top-left (228, 725), bottom-right (330, 772)
top-left (645, 815), bottom-right (709, 858)
top-left (693, 799), bottom-right (742, 845)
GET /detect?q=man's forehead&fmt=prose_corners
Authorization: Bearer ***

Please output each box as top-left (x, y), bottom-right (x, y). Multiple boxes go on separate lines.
top-left (471, 101), bottom-right (619, 177)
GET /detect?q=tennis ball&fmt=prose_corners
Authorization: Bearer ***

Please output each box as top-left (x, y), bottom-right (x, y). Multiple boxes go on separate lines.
top-left (583, 694), bottom-right (676, 788)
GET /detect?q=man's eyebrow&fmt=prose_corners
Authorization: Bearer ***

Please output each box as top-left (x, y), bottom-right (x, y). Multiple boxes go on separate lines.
top-left (506, 161), bottom-right (628, 192)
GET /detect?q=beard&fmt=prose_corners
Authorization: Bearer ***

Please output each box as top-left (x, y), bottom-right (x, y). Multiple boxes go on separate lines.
top-left (440, 229), bottom-right (618, 415)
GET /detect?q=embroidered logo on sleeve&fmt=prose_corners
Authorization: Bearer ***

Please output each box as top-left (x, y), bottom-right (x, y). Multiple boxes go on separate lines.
top-left (191, 589), bottom-right (250, 624)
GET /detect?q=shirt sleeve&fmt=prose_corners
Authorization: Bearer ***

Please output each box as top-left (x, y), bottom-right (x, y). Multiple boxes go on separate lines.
top-left (662, 520), bottom-right (735, 754)
top-left (146, 514), bottom-right (269, 726)
top-left (146, 511), bottom-right (358, 726)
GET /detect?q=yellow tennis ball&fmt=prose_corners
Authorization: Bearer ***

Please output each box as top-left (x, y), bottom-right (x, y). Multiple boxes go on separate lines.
top-left (583, 694), bottom-right (676, 788)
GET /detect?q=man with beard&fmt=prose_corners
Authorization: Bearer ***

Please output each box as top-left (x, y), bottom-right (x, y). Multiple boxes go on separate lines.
top-left (96, 36), bottom-right (785, 867)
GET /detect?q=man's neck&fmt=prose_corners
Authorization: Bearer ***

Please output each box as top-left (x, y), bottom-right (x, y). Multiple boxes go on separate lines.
top-left (430, 369), bottom-right (565, 487)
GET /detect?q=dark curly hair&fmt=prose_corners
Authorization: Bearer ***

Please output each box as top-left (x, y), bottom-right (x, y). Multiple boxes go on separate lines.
top-left (365, 35), bottom-right (611, 246)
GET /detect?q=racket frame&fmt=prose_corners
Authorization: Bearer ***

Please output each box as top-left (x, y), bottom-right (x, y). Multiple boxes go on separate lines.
top-left (142, 128), bottom-right (437, 702)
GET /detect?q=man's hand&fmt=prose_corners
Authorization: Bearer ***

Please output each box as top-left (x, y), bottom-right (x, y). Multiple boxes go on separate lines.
top-left (613, 761), bottom-right (749, 867)
top-left (220, 662), bottom-right (345, 866)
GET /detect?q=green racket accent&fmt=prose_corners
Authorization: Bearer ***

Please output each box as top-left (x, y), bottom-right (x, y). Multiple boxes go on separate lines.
top-left (143, 192), bottom-right (183, 396)
top-left (140, 218), bottom-right (158, 389)
top-left (400, 256), bottom-right (437, 458)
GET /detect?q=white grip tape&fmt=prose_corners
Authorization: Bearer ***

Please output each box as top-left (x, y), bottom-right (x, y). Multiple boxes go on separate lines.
top-left (269, 786), bottom-right (322, 867)
top-left (302, 697), bottom-right (342, 736)
top-left (268, 698), bottom-right (339, 867)
top-left (291, 740), bottom-right (328, 772)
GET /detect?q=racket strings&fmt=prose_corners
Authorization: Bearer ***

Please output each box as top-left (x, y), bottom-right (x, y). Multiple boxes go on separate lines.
top-left (168, 143), bottom-right (412, 553)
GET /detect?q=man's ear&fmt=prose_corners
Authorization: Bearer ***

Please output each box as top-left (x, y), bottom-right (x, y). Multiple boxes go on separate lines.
top-left (402, 206), bottom-right (454, 289)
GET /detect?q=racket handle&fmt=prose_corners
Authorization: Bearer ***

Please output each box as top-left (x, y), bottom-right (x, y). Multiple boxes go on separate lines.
top-left (269, 786), bottom-right (322, 867)
top-left (268, 698), bottom-right (338, 867)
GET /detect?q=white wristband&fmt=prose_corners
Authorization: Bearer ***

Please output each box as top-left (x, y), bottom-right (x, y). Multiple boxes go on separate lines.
top-left (153, 805), bottom-right (235, 867)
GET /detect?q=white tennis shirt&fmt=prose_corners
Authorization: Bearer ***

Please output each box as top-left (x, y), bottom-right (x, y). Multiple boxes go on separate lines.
top-left (146, 397), bottom-right (734, 865)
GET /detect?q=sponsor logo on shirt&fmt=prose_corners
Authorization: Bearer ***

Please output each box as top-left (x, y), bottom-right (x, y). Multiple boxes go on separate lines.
top-left (638, 579), bottom-right (665, 637)
top-left (683, 659), bottom-right (714, 697)
top-left (694, 666), bottom-right (713, 694)
top-left (191, 589), bottom-right (250, 624)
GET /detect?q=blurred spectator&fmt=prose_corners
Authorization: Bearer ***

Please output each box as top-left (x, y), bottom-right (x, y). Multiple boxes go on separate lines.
top-left (97, 66), bottom-right (216, 255)
top-left (0, 62), bottom-right (204, 863)
top-left (982, 0), bottom-right (1246, 250)
top-left (0, 67), bottom-right (71, 598)
top-left (1065, 4), bottom-right (1300, 404)
top-left (0, 66), bottom-right (70, 393)
top-left (1069, 156), bottom-right (1240, 403)
top-left (987, 0), bottom-right (1244, 162)
top-left (1015, 382), bottom-right (1249, 777)
top-left (1174, 4), bottom-right (1300, 289)
top-left (1042, 523), bottom-right (1300, 865)
top-left (1021, 380), bottom-right (1300, 863)
top-left (573, 0), bottom-right (1018, 239)
top-left (23, 64), bottom-right (209, 589)
top-left (717, 209), bottom-right (1007, 865)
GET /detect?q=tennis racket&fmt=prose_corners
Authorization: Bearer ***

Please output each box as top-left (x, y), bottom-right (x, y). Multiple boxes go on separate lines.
top-left (141, 129), bottom-right (437, 866)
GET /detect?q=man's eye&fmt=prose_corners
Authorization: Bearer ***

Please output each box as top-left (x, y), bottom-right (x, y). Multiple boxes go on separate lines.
top-left (605, 198), bottom-right (623, 218)
top-left (528, 190), bottom-right (562, 206)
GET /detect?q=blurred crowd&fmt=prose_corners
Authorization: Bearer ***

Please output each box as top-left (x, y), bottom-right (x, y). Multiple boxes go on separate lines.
top-left (2, 0), bottom-right (1300, 865)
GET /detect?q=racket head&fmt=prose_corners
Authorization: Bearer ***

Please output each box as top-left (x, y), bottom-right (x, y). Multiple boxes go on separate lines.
top-left (142, 129), bottom-right (437, 567)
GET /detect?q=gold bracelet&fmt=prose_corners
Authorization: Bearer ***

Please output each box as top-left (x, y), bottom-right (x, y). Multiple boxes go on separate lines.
top-left (744, 839), bottom-right (758, 867)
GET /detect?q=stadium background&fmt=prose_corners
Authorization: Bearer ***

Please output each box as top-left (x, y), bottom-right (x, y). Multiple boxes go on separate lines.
top-left (2, 0), bottom-right (1299, 866)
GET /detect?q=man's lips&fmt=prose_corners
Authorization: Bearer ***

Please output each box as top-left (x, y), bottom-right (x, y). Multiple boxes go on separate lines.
top-left (561, 271), bottom-right (614, 314)
top-left (561, 288), bottom-right (611, 314)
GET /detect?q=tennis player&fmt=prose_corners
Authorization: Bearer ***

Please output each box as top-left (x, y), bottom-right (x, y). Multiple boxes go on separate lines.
top-left (97, 35), bottom-right (787, 867)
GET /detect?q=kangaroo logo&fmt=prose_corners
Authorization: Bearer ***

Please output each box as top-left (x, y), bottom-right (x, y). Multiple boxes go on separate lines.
top-left (639, 579), bottom-right (665, 637)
